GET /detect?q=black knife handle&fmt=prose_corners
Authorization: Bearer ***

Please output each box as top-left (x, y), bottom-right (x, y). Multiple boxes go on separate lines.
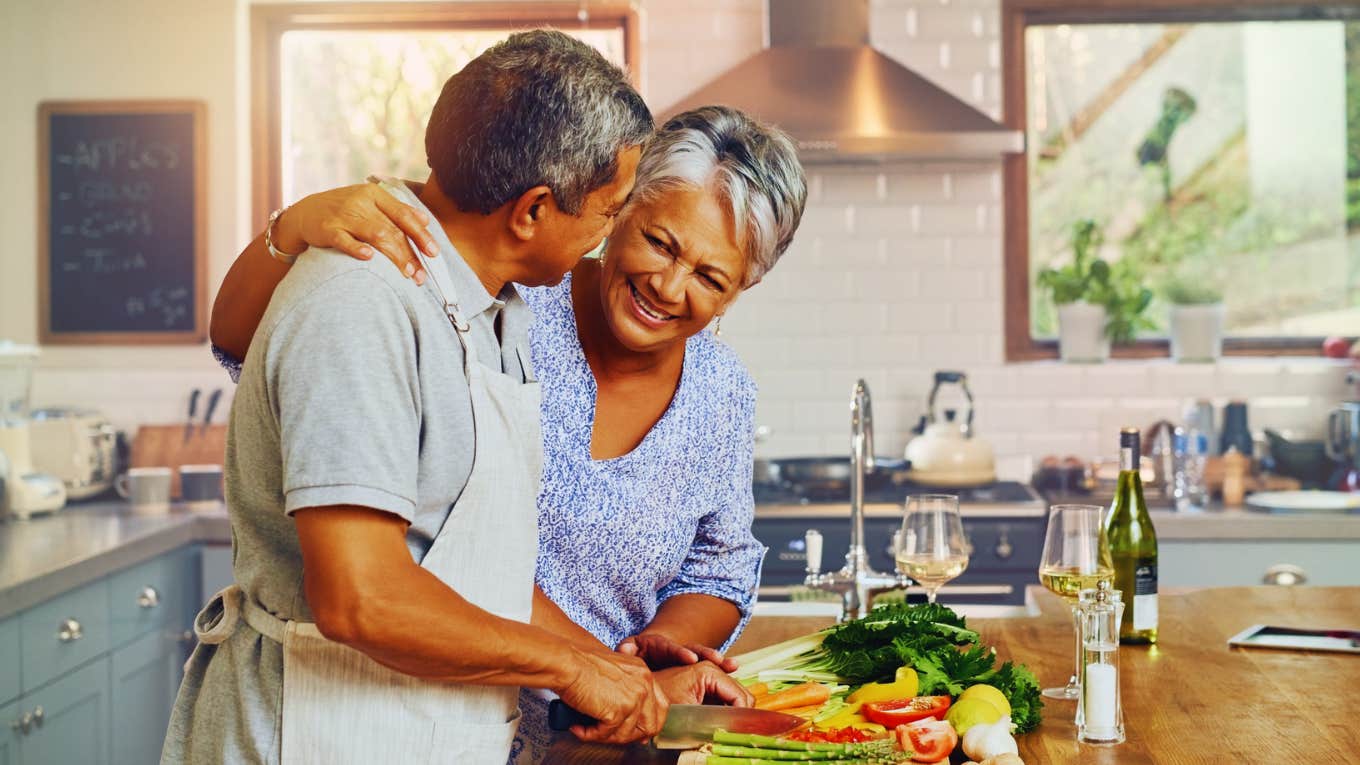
top-left (547, 700), bottom-right (597, 731)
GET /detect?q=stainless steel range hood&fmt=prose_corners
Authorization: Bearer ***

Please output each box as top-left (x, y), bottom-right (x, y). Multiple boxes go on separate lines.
top-left (662, 0), bottom-right (1023, 163)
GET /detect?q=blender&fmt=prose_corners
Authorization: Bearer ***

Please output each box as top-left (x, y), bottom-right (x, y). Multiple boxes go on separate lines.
top-left (0, 342), bottom-right (67, 518)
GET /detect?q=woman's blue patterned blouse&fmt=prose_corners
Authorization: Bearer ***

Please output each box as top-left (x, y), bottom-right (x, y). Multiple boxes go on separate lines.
top-left (214, 273), bottom-right (764, 650)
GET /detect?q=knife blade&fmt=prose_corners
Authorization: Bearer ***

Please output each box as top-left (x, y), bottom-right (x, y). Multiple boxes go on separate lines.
top-left (547, 700), bottom-right (804, 749)
top-left (183, 389), bottom-right (201, 444)
top-left (200, 388), bottom-right (223, 437)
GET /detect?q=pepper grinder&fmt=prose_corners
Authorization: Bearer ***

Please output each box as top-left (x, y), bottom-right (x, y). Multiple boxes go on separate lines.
top-left (1076, 580), bottom-right (1125, 745)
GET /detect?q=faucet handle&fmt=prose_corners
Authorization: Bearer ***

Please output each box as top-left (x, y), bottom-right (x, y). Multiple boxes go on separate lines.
top-left (804, 529), bottom-right (823, 575)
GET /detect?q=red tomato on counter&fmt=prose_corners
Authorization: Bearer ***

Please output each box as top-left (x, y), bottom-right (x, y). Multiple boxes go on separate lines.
top-left (861, 695), bottom-right (951, 727)
top-left (896, 718), bottom-right (959, 763)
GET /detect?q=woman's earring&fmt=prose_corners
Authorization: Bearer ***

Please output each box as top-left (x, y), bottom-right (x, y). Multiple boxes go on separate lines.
top-left (714, 315), bottom-right (723, 338)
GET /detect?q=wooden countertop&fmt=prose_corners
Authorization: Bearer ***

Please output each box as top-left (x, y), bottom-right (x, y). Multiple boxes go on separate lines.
top-left (547, 586), bottom-right (1360, 763)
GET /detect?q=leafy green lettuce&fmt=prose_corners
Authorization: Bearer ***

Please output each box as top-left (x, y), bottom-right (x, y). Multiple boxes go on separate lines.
top-left (793, 602), bottom-right (1044, 733)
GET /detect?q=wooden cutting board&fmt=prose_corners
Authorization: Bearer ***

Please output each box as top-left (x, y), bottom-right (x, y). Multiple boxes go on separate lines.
top-left (130, 424), bottom-right (227, 498)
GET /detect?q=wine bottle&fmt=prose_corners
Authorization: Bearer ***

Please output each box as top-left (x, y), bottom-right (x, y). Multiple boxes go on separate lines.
top-left (1105, 427), bottom-right (1158, 644)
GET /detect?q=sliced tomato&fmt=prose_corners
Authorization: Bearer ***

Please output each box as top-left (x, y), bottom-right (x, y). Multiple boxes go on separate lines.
top-left (861, 695), bottom-right (952, 727)
top-left (896, 718), bottom-right (959, 764)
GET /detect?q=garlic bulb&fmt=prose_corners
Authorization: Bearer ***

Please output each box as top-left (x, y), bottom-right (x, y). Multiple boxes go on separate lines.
top-left (962, 715), bottom-right (1019, 762)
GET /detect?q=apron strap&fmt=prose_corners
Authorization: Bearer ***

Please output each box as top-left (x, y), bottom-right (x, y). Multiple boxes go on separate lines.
top-left (192, 583), bottom-right (314, 645)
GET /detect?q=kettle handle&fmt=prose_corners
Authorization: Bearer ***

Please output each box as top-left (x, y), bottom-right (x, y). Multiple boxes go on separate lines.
top-left (927, 371), bottom-right (975, 435)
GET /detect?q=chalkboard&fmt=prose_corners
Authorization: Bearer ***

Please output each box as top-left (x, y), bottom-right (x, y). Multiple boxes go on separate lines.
top-left (39, 101), bottom-right (207, 344)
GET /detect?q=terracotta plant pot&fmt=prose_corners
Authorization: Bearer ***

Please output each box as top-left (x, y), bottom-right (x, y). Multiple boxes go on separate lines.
top-left (1057, 302), bottom-right (1109, 363)
top-left (1169, 303), bottom-right (1224, 362)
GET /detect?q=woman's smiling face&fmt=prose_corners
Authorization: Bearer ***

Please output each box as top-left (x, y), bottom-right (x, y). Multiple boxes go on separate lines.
top-left (598, 183), bottom-right (747, 353)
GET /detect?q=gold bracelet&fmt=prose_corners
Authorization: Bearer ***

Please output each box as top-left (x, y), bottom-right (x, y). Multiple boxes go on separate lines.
top-left (264, 207), bottom-right (298, 265)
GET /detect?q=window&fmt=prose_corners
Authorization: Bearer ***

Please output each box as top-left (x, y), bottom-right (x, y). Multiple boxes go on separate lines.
top-left (251, 3), bottom-right (637, 229)
top-left (1002, 1), bottom-right (1360, 359)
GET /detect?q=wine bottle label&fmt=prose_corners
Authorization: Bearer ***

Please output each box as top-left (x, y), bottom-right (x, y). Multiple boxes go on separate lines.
top-left (1133, 558), bottom-right (1158, 631)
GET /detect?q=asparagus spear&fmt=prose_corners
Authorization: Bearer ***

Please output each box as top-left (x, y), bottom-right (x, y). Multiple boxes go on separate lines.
top-left (712, 730), bottom-right (894, 755)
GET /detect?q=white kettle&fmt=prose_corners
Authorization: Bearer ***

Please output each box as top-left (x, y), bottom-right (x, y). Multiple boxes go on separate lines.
top-left (905, 371), bottom-right (996, 487)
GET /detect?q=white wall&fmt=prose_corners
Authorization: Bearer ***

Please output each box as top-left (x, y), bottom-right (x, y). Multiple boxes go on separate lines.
top-left (0, 0), bottom-right (1350, 461)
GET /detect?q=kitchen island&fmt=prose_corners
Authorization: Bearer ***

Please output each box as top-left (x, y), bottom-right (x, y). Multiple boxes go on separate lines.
top-left (546, 586), bottom-right (1360, 763)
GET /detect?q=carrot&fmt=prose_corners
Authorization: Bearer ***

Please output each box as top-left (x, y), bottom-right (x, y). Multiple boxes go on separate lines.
top-left (747, 682), bottom-right (770, 698)
top-left (753, 681), bottom-right (832, 712)
top-left (780, 703), bottom-right (828, 718)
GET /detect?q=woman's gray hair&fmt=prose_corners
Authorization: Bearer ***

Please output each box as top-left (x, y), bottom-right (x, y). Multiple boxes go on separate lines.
top-left (630, 106), bottom-right (807, 287)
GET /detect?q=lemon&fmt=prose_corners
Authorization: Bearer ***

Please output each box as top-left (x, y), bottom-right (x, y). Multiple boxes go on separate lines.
top-left (958, 683), bottom-right (1011, 717)
top-left (944, 697), bottom-right (1003, 735)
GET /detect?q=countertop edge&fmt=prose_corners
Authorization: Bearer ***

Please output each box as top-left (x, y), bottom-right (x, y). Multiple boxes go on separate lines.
top-left (0, 509), bottom-right (232, 621)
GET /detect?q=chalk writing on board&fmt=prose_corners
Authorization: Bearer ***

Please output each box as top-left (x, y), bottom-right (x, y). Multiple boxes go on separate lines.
top-left (125, 286), bottom-right (191, 327)
top-left (53, 137), bottom-right (180, 173)
top-left (42, 104), bottom-right (203, 340)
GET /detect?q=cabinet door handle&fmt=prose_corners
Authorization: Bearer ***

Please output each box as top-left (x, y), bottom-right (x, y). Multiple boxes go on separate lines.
top-left (57, 618), bottom-right (84, 643)
top-left (31, 706), bottom-right (43, 728)
top-left (137, 586), bottom-right (161, 609)
top-left (11, 712), bottom-right (32, 735)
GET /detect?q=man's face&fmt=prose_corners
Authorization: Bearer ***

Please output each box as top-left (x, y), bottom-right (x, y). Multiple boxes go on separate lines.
top-left (518, 145), bottom-right (642, 287)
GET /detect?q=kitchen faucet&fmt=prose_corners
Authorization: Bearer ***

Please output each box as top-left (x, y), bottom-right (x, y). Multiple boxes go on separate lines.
top-left (803, 379), bottom-right (912, 621)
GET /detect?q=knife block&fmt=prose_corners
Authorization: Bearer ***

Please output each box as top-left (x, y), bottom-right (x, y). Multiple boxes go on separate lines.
top-left (130, 424), bottom-right (228, 498)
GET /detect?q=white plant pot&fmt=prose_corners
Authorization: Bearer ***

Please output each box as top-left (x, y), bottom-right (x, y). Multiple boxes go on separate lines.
top-left (1057, 302), bottom-right (1110, 363)
top-left (1169, 303), bottom-right (1224, 363)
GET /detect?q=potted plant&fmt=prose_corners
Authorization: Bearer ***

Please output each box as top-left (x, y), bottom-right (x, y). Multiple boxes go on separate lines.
top-left (1161, 264), bottom-right (1225, 363)
top-left (1038, 220), bottom-right (1155, 362)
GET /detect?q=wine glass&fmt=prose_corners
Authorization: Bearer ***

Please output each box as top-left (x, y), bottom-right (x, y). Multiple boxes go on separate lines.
top-left (1037, 504), bottom-right (1113, 700)
top-left (896, 494), bottom-right (969, 604)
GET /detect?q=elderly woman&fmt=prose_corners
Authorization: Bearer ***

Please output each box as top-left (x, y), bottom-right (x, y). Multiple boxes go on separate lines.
top-left (211, 105), bottom-right (807, 761)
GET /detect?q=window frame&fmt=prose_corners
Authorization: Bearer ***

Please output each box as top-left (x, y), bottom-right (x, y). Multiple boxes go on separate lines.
top-left (1001, 0), bottom-right (1360, 361)
top-left (250, 2), bottom-right (640, 231)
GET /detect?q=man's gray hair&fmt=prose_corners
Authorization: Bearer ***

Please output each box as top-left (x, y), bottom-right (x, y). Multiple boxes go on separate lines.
top-left (425, 29), bottom-right (653, 215)
top-left (630, 106), bottom-right (807, 286)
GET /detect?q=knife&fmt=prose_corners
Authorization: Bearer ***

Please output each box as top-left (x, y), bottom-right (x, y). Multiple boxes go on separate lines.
top-left (547, 700), bottom-right (804, 750)
top-left (183, 389), bottom-right (201, 443)
top-left (200, 388), bottom-right (223, 437)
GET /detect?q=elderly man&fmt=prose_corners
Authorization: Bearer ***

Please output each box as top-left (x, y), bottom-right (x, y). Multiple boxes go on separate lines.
top-left (165, 31), bottom-right (675, 763)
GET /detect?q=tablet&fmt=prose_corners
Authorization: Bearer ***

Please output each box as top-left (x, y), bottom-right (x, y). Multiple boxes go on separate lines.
top-left (1227, 624), bottom-right (1360, 654)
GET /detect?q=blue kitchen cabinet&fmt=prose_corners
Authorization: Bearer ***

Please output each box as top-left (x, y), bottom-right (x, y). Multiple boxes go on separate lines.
top-left (0, 617), bottom-right (18, 705)
top-left (18, 659), bottom-right (110, 765)
top-left (2, 543), bottom-right (204, 765)
top-left (111, 630), bottom-right (179, 765)
top-left (0, 700), bottom-right (17, 765)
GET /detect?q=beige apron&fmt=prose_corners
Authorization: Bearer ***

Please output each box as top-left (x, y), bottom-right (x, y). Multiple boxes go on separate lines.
top-left (195, 238), bottom-right (542, 763)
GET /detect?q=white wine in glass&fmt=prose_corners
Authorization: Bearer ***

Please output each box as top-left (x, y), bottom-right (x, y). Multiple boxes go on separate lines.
top-left (1038, 504), bottom-right (1113, 701)
top-left (896, 494), bottom-right (969, 604)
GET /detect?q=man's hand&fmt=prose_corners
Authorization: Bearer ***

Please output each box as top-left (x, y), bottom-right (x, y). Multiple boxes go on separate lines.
top-left (556, 647), bottom-right (669, 745)
top-left (653, 662), bottom-right (754, 707)
top-left (618, 632), bottom-right (738, 672)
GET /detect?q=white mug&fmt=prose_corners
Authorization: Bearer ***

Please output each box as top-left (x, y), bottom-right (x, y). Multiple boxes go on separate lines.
top-left (115, 467), bottom-right (173, 515)
top-left (179, 464), bottom-right (224, 510)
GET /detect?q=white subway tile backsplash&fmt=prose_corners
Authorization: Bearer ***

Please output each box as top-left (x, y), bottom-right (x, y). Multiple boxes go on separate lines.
top-left (919, 268), bottom-right (988, 301)
top-left (1084, 364), bottom-right (1154, 398)
top-left (909, 6), bottom-right (986, 41)
top-left (920, 332), bottom-right (991, 366)
top-left (1013, 364), bottom-right (1087, 398)
top-left (952, 300), bottom-right (1002, 333)
top-left (914, 203), bottom-right (986, 236)
top-left (949, 236), bottom-right (1000, 269)
top-left (947, 170), bottom-right (1002, 202)
top-left (1147, 364), bottom-right (1218, 398)
top-left (1215, 361), bottom-right (1287, 398)
top-left (818, 172), bottom-right (888, 204)
top-left (856, 205), bottom-right (921, 236)
top-left (889, 300), bottom-right (956, 332)
top-left (883, 172), bottom-right (952, 204)
top-left (978, 398), bottom-right (1053, 433)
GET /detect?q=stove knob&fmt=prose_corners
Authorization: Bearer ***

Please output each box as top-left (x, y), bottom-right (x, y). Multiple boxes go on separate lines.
top-left (994, 529), bottom-right (1013, 561)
